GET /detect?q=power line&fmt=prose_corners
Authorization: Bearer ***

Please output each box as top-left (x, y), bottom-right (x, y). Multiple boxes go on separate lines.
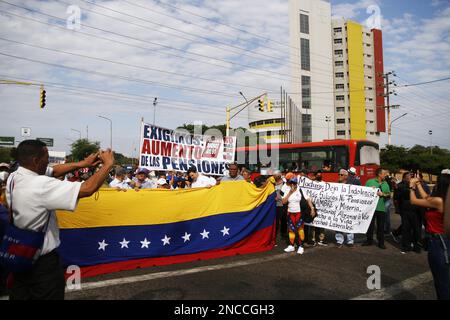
top-left (0, 0), bottom-right (306, 81)
top-left (0, 52), bottom-right (239, 98)
top-left (0, 37), bottom-right (274, 93)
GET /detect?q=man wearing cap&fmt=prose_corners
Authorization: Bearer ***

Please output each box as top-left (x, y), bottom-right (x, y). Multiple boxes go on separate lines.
top-left (347, 167), bottom-right (361, 186)
top-left (133, 168), bottom-right (156, 190)
top-left (335, 169), bottom-right (355, 248)
top-left (109, 167), bottom-right (132, 190)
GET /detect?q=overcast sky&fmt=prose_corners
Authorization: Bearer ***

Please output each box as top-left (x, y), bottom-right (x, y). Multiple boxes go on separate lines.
top-left (0, 0), bottom-right (449, 157)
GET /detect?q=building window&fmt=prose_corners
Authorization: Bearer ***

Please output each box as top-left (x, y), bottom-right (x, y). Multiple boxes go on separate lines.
top-left (335, 84), bottom-right (345, 90)
top-left (335, 72), bottom-right (344, 78)
top-left (302, 114), bottom-right (312, 142)
top-left (336, 107), bottom-right (345, 112)
top-left (302, 76), bottom-right (311, 109)
top-left (336, 95), bottom-right (345, 101)
top-left (335, 49), bottom-right (343, 55)
top-left (300, 38), bottom-right (310, 71)
top-left (334, 39), bottom-right (343, 44)
top-left (300, 14), bottom-right (309, 34)
top-left (369, 109), bottom-right (374, 113)
top-left (334, 27), bottom-right (342, 33)
top-left (335, 61), bottom-right (344, 67)
top-left (336, 119), bottom-right (346, 124)
top-left (366, 43), bottom-right (371, 47)
top-left (337, 130), bottom-right (346, 136)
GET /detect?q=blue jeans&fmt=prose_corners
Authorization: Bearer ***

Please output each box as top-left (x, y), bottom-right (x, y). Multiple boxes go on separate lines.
top-left (335, 232), bottom-right (354, 245)
top-left (384, 199), bottom-right (393, 234)
top-left (427, 236), bottom-right (450, 300)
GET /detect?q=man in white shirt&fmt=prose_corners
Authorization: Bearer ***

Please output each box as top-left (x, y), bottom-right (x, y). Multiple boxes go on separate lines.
top-left (187, 167), bottom-right (217, 188)
top-left (132, 168), bottom-right (156, 190)
top-left (109, 167), bottom-right (132, 190)
top-left (5, 140), bottom-right (114, 300)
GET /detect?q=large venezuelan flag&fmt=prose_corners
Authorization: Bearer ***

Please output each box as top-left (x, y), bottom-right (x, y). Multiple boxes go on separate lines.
top-left (57, 181), bottom-right (276, 278)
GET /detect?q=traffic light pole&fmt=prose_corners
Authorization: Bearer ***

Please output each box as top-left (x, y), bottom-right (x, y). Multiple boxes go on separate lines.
top-left (0, 79), bottom-right (46, 109)
top-left (226, 93), bottom-right (267, 137)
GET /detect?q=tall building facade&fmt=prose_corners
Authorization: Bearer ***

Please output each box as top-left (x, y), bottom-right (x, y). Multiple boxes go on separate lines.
top-left (288, 0), bottom-right (385, 143)
top-left (332, 19), bottom-right (385, 142)
top-left (289, 0), bottom-right (335, 142)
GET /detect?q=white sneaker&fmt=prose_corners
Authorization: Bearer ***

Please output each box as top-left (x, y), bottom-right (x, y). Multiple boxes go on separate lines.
top-left (297, 246), bottom-right (304, 255)
top-left (284, 245), bottom-right (295, 253)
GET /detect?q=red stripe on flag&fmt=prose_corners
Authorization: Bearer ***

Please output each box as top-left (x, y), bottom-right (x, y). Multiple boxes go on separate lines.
top-left (8, 244), bottom-right (38, 259)
top-left (72, 224), bottom-right (275, 279)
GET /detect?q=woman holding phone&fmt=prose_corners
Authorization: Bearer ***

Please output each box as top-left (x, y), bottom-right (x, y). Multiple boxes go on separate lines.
top-left (410, 174), bottom-right (450, 300)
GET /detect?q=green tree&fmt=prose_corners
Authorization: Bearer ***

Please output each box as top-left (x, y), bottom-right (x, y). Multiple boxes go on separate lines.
top-left (0, 147), bottom-right (13, 163)
top-left (380, 145), bottom-right (408, 174)
top-left (70, 139), bottom-right (100, 161)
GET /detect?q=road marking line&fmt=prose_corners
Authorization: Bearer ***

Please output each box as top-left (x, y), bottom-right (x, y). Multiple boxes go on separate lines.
top-left (68, 253), bottom-right (292, 293)
top-left (351, 271), bottom-right (433, 300)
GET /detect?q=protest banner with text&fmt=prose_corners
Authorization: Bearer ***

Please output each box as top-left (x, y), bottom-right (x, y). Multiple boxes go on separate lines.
top-left (298, 177), bottom-right (379, 234)
top-left (139, 123), bottom-right (237, 176)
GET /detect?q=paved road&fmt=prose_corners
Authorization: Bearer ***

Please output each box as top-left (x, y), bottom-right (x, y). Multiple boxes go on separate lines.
top-left (64, 215), bottom-right (436, 300)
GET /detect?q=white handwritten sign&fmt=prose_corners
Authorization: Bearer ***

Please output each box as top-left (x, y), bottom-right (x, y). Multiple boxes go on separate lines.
top-left (298, 177), bottom-right (379, 234)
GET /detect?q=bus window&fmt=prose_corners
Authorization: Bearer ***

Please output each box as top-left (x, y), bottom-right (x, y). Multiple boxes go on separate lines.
top-left (357, 144), bottom-right (380, 165)
top-left (334, 146), bottom-right (349, 171)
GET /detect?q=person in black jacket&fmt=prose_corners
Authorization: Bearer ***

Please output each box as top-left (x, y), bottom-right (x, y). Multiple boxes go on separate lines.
top-left (395, 172), bottom-right (421, 254)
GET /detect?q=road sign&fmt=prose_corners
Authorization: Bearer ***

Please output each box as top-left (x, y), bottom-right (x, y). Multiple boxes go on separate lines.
top-left (21, 127), bottom-right (31, 137)
top-left (37, 138), bottom-right (54, 147)
top-left (0, 136), bottom-right (15, 146)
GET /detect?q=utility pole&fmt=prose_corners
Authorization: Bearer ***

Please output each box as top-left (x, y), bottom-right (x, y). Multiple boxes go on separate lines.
top-left (153, 98), bottom-right (158, 125)
top-left (382, 71), bottom-right (400, 145)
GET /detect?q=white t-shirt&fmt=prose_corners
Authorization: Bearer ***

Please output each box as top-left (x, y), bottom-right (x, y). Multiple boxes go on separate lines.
top-left (191, 174), bottom-right (217, 188)
top-left (5, 166), bottom-right (81, 255)
top-left (109, 178), bottom-right (132, 189)
top-left (282, 186), bottom-right (310, 213)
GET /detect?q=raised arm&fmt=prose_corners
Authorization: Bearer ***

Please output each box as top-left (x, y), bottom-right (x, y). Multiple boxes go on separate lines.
top-left (78, 150), bottom-right (115, 199)
top-left (52, 153), bottom-right (101, 178)
top-left (410, 178), bottom-right (442, 211)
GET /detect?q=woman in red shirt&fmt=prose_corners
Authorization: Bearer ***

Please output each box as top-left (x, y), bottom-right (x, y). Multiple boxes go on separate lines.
top-left (410, 174), bottom-right (449, 300)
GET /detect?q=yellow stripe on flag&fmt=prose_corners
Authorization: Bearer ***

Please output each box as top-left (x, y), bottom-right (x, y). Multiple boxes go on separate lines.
top-left (57, 180), bottom-right (275, 229)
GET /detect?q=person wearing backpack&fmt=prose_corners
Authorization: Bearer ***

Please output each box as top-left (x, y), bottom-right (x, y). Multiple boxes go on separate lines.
top-left (282, 177), bottom-right (316, 255)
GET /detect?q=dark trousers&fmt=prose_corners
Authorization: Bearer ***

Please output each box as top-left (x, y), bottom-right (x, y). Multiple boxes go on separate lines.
top-left (10, 250), bottom-right (65, 300)
top-left (427, 236), bottom-right (450, 300)
top-left (401, 210), bottom-right (420, 250)
top-left (366, 210), bottom-right (385, 246)
top-left (275, 206), bottom-right (288, 243)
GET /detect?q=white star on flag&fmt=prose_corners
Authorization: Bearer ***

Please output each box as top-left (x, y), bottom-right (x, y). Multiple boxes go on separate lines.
top-left (161, 235), bottom-right (171, 246)
top-left (182, 232), bottom-right (191, 243)
top-left (221, 226), bottom-right (230, 236)
top-left (98, 240), bottom-right (108, 251)
top-left (119, 238), bottom-right (130, 249)
top-left (200, 229), bottom-right (210, 239)
top-left (140, 238), bottom-right (151, 249)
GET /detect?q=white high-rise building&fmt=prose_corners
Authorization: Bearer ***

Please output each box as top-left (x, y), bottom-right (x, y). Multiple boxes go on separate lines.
top-left (289, 0), bottom-right (335, 142)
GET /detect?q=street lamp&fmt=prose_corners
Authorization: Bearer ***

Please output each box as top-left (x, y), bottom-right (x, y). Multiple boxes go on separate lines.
top-left (325, 116), bottom-right (331, 140)
top-left (226, 92), bottom-right (257, 137)
top-left (153, 98), bottom-right (158, 125)
top-left (389, 113), bottom-right (408, 145)
top-left (71, 128), bottom-right (81, 140)
top-left (429, 130), bottom-right (433, 155)
top-left (98, 115), bottom-right (113, 150)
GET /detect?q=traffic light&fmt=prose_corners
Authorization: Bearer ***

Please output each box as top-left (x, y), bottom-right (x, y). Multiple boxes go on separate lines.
top-left (40, 87), bottom-right (46, 109)
top-left (267, 100), bottom-right (273, 112)
top-left (258, 99), bottom-right (264, 112)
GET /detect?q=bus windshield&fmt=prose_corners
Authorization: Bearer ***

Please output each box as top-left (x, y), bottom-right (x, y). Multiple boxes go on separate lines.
top-left (240, 146), bottom-right (349, 173)
top-left (356, 143), bottom-right (380, 165)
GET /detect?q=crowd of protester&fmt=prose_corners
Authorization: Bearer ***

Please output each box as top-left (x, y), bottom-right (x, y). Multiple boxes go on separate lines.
top-left (0, 147), bottom-right (450, 299)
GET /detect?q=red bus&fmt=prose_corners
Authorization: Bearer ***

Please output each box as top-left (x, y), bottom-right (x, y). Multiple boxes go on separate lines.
top-left (236, 140), bottom-right (380, 184)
